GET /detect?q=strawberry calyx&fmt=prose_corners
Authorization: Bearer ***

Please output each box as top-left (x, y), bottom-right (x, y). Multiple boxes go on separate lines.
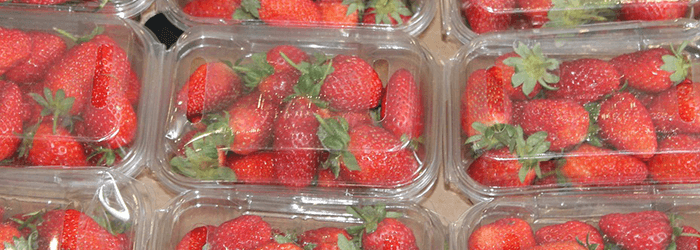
top-left (399, 134), bottom-right (423, 151)
top-left (584, 102), bottom-right (604, 148)
top-left (17, 119), bottom-right (42, 159)
top-left (342, 0), bottom-right (365, 17)
top-left (280, 52), bottom-right (333, 108)
top-left (667, 214), bottom-right (700, 250)
top-left (92, 211), bottom-right (131, 236)
top-left (575, 232), bottom-right (601, 250)
top-left (233, 0), bottom-right (261, 20)
top-left (661, 41), bottom-right (692, 85)
top-left (465, 122), bottom-right (516, 152)
top-left (314, 114), bottom-right (360, 177)
top-left (544, 0), bottom-right (615, 28)
top-left (3, 231), bottom-right (37, 250)
top-left (28, 88), bottom-right (76, 134)
top-left (345, 204), bottom-right (401, 244)
top-left (364, 0), bottom-right (413, 25)
top-left (503, 42), bottom-right (560, 96)
top-left (228, 54), bottom-right (274, 89)
top-left (53, 26), bottom-right (104, 44)
top-left (336, 233), bottom-right (360, 250)
top-left (87, 146), bottom-right (125, 166)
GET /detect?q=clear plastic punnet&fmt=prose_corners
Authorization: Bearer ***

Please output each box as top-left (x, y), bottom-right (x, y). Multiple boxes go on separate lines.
top-left (446, 23), bottom-right (700, 202)
top-left (442, 0), bottom-right (700, 44)
top-left (452, 193), bottom-right (700, 250)
top-left (159, 0), bottom-right (436, 36)
top-left (0, 0), bottom-right (152, 18)
top-left (153, 190), bottom-right (447, 249)
top-left (152, 25), bottom-right (441, 201)
top-left (0, 169), bottom-right (153, 250)
top-left (0, 10), bottom-right (166, 177)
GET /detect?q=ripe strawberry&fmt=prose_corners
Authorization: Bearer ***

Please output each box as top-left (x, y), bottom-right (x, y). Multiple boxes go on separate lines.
top-left (36, 209), bottom-right (126, 250)
top-left (516, 0), bottom-right (551, 28)
top-left (298, 227), bottom-right (352, 250)
top-left (599, 211), bottom-right (672, 250)
top-left (620, 0), bottom-right (689, 21)
top-left (598, 92), bottom-right (657, 160)
top-left (514, 99), bottom-right (589, 151)
top-left (648, 134), bottom-right (700, 184)
top-left (176, 225), bottom-right (216, 250)
top-left (5, 31), bottom-right (67, 84)
top-left (462, 0), bottom-right (514, 34)
top-left (362, 0), bottom-right (412, 25)
top-left (328, 110), bottom-right (372, 129)
top-left (225, 151), bottom-right (275, 184)
top-left (14, 0), bottom-right (69, 4)
top-left (468, 217), bottom-right (536, 250)
top-left (253, 0), bottom-right (322, 27)
top-left (321, 55), bottom-right (383, 112)
top-left (467, 148), bottom-right (537, 187)
top-left (208, 215), bottom-right (272, 250)
top-left (26, 122), bottom-right (87, 166)
top-left (125, 68), bottom-right (140, 108)
top-left (266, 45), bottom-right (310, 73)
top-left (318, 0), bottom-right (360, 27)
top-left (534, 221), bottom-right (603, 250)
top-left (0, 223), bottom-right (21, 245)
top-left (346, 204), bottom-right (418, 250)
top-left (0, 81), bottom-right (24, 162)
top-left (258, 69), bottom-right (300, 106)
top-left (256, 242), bottom-right (303, 250)
top-left (183, 0), bottom-right (242, 19)
top-left (273, 97), bottom-right (321, 188)
top-left (526, 242), bottom-right (587, 250)
top-left (546, 58), bottom-right (621, 104)
top-left (649, 81), bottom-right (700, 133)
top-left (610, 44), bottom-right (691, 93)
top-left (461, 68), bottom-right (513, 137)
top-left (226, 92), bottom-right (279, 155)
top-left (677, 226), bottom-right (700, 250)
top-left (0, 27), bottom-right (31, 76)
top-left (381, 68), bottom-right (423, 141)
top-left (177, 62), bottom-right (243, 123)
top-left (316, 167), bottom-right (349, 188)
top-left (559, 144), bottom-right (648, 186)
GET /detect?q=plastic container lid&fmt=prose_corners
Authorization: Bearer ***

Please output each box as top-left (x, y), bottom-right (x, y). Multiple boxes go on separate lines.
top-left (0, 0), bottom-right (153, 18)
top-left (151, 25), bottom-right (441, 201)
top-left (0, 10), bottom-right (166, 178)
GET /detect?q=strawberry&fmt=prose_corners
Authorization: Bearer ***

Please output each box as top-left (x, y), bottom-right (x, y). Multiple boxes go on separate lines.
top-left (380, 68), bottom-right (423, 141)
top-left (516, 0), bottom-right (551, 28)
top-left (462, 0), bottom-right (515, 34)
top-left (517, 0), bottom-right (614, 28)
top-left (0, 81), bottom-right (24, 162)
top-left (238, 0), bottom-right (322, 27)
top-left (170, 126), bottom-right (235, 181)
top-left (256, 242), bottom-right (303, 250)
top-left (298, 227), bottom-right (352, 250)
top-left (467, 147), bottom-right (537, 187)
top-left (321, 55), bottom-right (383, 112)
top-left (176, 61), bottom-right (243, 123)
top-left (266, 45), bottom-right (310, 74)
top-left (546, 58), bottom-right (621, 105)
top-left (226, 92), bottom-right (279, 155)
top-left (346, 204), bottom-right (418, 250)
top-left (362, 0), bottom-right (412, 25)
top-left (494, 53), bottom-right (539, 100)
top-left (258, 69), bottom-right (300, 106)
top-left (499, 42), bottom-right (560, 100)
top-left (5, 31), bottom-right (67, 84)
top-left (14, 0), bottom-right (68, 4)
top-left (597, 92), bottom-right (657, 160)
top-left (176, 225), bottom-right (216, 250)
top-left (273, 97), bottom-right (321, 188)
top-left (467, 217), bottom-right (536, 250)
top-left (208, 215), bottom-right (272, 250)
top-left (514, 99), bottom-right (589, 151)
top-left (225, 151), bottom-right (275, 184)
top-left (559, 144), bottom-right (648, 186)
top-left (0, 223), bottom-right (21, 245)
top-left (182, 0), bottom-right (242, 19)
top-left (461, 67), bottom-right (513, 137)
top-left (620, 0), bottom-right (689, 21)
top-left (610, 43), bottom-right (691, 93)
top-left (125, 68), bottom-right (140, 108)
top-left (25, 122), bottom-right (87, 166)
top-left (526, 242), bottom-right (588, 250)
top-left (0, 27), bottom-right (31, 76)
top-left (316, 167), bottom-right (349, 188)
top-left (329, 110), bottom-right (372, 129)
top-left (318, 0), bottom-right (360, 27)
top-left (36, 209), bottom-right (126, 250)
top-left (677, 226), bottom-right (700, 250)
top-left (649, 81), bottom-right (700, 133)
top-left (648, 134), bottom-right (700, 184)
top-left (599, 211), bottom-right (672, 250)
top-left (534, 221), bottom-right (603, 250)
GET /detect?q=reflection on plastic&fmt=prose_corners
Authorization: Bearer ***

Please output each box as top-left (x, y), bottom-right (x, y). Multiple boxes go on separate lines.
top-left (98, 173), bottom-right (131, 222)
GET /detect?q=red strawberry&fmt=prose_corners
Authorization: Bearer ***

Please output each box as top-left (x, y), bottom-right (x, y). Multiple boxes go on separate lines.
top-left (125, 68), bottom-right (141, 108)
top-left (330, 110), bottom-right (372, 129)
top-left (526, 242), bottom-right (587, 250)
top-left (462, 0), bottom-right (515, 34)
top-left (256, 0), bottom-right (322, 27)
top-left (516, 0), bottom-right (551, 28)
top-left (316, 167), bottom-right (348, 188)
top-left (225, 151), bottom-right (275, 184)
top-left (361, 218), bottom-right (417, 250)
top-left (266, 45), bottom-right (310, 73)
top-left (318, 0), bottom-right (360, 27)
top-left (381, 68), bottom-right (423, 141)
top-left (298, 227), bottom-right (352, 250)
top-left (362, 0), bottom-right (412, 25)
top-left (321, 55), bottom-right (383, 112)
top-left (15, 0), bottom-right (68, 4)
top-left (0, 27), bottom-right (31, 76)
top-left (273, 97), bottom-right (321, 188)
top-left (36, 209), bottom-right (126, 250)
top-left (493, 52), bottom-right (541, 100)
top-left (468, 147), bottom-right (537, 187)
top-left (677, 226), bottom-right (700, 250)
top-left (514, 99), bottom-right (589, 151)
top-left (649, 81), bottom-right (700, 133)
top-left (461, 68), bottom-right (513, 137)
top-left (176, 225), bottom-right (216, 250)
top-left (559, 144), bottom-right (648, 186)
top-left (5, 31), bottom-right (67, 84)
top-left (610, 44), bottom-right (691, 93)
top-left (648, 134), bottom-right (700, 184)
top-left (546, 58), bottom-right (621, 105)
top-left (0, 81), bottom-right (24, 162)
top-left (534, 221), bottom-right (603, 250)
top-left (258, 69), bottom-right (300, 106)
top-left (226, 92), bottom-right (279, 155)
top-left (533, 160), bottom-right (560, 186)
top-left (598, 92), bottom-right (657, 160)
top-left (256, 242), bottom-right (303, 250)
top-left (0, 223), bottom-right (21, 245)
top-left (26, 123), bottom-right (87, 166)
top-left (468, 217), bottom-right (536, 250)
top-left (176, 62), bottom-right (243, 123)
top-left (182, 0), bottom-right (242, 19)
top-left (208, 215), bottom-right (272, 250)
top-left (620, 0), bottom-right (689, 21)
top-left (599, 211), bottom-right (672, 250)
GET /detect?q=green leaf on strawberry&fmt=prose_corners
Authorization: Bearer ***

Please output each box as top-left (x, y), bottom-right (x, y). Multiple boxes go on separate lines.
top-left (315, 114), bottom-right (360, 176)
top-left (233, 0), bottom-right (260, 20)
top-left (4, 232), bottom-right (36, 250)
top-left (584, 102), bottom-right (603, 147)
top-left (29, 88), bottom-right (76, 134)
top-left (337, 233), bottom-right (360, 250)
top-left (544, 0), bottom-right (615, 29)
top-left (53, 26), bottom-right (104, 44)
top-left (281, 52), bottom-right (333, 107)
top-left (661, 41), bottom-right (692, 84)
top-left (342, 0), bottom-right (364, 17)
top-left (504, 42), bottom-right (560, 96)
top-left (230, 53), bottom-right (275, 89)
top-left (171, 113), bottom-right (237, 181)
top-left (346, 204), bottom-right (401, 235)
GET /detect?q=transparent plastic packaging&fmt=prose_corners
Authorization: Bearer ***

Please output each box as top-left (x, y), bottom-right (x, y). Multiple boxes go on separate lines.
top-left (452, 193), bottom-right (700, 250)
top-left (0, 10), bottom-right (166, 177)
top-left (0, 169), bottom-right (153, 250)
top-left (159, 0), bottom-right (436, 36)
top-left (152, 25), bottom-right (441, 201)
top-left (153, 190), bottom-right (447, 249)
top-left (446, 23), bottom-right (700, 202)
top-left (0, 0), bottom-right (152, 18)
top-left (442, 0), bottom-right (700, 44)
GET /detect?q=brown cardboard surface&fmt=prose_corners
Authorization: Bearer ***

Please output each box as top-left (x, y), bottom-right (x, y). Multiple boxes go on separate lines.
top-left (137, 6), bottom-right (473, 228)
